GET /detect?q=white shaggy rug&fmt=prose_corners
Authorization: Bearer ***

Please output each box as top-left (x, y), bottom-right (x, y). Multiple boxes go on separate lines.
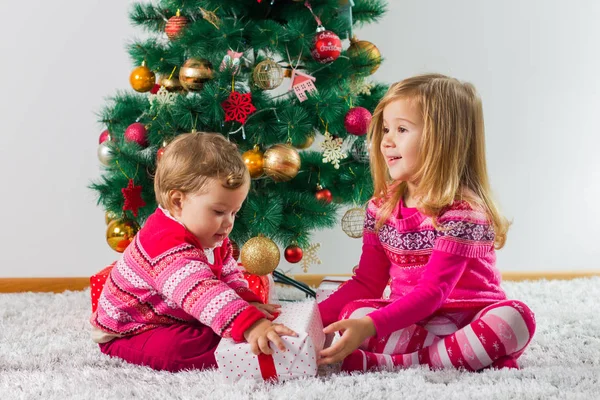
top-left (1, 278), bottom-right (599, 400)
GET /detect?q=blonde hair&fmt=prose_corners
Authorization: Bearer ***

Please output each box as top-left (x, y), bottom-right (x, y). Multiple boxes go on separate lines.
top-left (368, 74), bottom-right (509, 249)
top-left (154, 132), bottom-right (250, 211)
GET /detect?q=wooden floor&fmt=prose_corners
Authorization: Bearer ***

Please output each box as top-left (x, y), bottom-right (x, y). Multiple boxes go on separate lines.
top-left (0, 271), bottom-right (599, 293)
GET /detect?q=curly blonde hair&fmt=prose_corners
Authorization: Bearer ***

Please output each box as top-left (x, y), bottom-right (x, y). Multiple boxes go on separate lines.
top-left (154, 132), bottom-right (249, 211)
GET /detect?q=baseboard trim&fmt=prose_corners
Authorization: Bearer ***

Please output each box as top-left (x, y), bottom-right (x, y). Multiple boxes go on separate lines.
top-left (0, 278), bottom-right (91, 293)
top-left (0, 271), bottom-right (599, 293)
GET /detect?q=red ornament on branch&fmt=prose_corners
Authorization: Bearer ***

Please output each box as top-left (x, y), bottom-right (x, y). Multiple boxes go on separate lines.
top-left (315, 184), bottom-right (333, 204)
top-left (344, 107), bottom-right (372, 136)
top-left (156, 147), bottom-right (165, 161)
top-left (165, 10), bottom-right (188, 40)
top-left (150, 84), bottom-right (161, 94)
top-left (221, 91), bottom-right (257, 124)
top-left (124, 122), bottom-right (148, 147)
top-left (284, 244), bottom-right (303, 263)
top-left (311, 28), bottom-right (342, 64)
top-left (99, 129), bottom-right (111, 144)
top-left (122, 179), bottom-right (146, 217)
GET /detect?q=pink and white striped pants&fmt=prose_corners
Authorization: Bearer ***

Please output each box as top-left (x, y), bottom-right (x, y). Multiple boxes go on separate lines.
top-left (338, 299), bottom-right (536, 372)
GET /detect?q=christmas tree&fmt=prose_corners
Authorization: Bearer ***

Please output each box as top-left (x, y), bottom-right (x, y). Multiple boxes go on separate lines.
top-left (92, 0), bottom-right (388, 277)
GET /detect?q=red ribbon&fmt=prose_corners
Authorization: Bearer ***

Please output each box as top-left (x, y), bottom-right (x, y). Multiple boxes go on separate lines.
top-left (257, 353), bottom-right (278, 382)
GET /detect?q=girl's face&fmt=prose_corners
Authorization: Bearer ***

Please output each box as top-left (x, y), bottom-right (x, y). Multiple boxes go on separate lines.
top-left (380, 98), bottom-right (423, 183)
top-left (171, 178), bottom-right (249, 249)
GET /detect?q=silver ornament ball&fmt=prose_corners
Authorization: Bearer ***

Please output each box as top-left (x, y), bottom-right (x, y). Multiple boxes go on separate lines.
top-left (98, 143), bottom-right (113, 166)
top-left (351, 138), bottom-right (370, 164)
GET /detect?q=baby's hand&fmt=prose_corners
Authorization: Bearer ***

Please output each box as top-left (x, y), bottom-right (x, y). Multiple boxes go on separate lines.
top-left (243, 318), bottom-right (297, 355)
top-left (250, 302), bottom-right (281, 319)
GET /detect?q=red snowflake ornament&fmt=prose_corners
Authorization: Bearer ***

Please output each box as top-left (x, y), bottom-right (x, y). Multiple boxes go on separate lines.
top-left (221, 91), bottom-right (256, 124)
top-left (122, 179), bottom-right (146, 217)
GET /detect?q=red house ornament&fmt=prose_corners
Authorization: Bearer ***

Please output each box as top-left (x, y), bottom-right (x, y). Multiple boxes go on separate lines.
top-left (289, 70), bottom-right (318, 103)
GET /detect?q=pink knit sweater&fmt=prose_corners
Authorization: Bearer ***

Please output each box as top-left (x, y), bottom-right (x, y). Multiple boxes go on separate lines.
top-left (90, 208), bottom-right (264, 342)
top-left (319, 198), bottom-right (507, 338)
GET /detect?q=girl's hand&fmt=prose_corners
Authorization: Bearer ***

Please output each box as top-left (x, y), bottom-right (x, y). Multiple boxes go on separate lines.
top-left (250, 302), bottom-right (281, 319)
top-left (318, 317), bottom-right (376, 365)
top-left (243, 318), bottom-right (297, 355)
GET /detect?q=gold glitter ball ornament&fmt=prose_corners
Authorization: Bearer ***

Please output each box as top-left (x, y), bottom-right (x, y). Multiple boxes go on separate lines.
top-left (263, 144), bottom-right (301, 182)
top-left (341, 207), bottom-right (366, 238)
top-left (106, 219), bottom-right (140, 253)
top-left (240, 236), bottom-right (281, 276)
top-left (253, 59), bottom-right (284, 90)
top-left (179, 58), bottom-right (213, 91)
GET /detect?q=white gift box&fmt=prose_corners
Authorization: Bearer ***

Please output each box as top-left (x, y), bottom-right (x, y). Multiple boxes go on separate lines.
top-left (316, 276), bottom-right (391, 303)
top-left (315, 276), bottom-right (351, 303)
top-left (215, 300), bottom-right (325, 382)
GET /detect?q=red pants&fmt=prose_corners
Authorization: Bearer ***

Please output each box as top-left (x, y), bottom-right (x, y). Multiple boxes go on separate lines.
top-left (99, 323), bottom-right (220, 372)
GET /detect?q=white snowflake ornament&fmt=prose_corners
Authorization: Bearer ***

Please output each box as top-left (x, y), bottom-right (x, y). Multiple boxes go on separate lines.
top-left (149, 86), bottom-right (176, 109)
top-left (302, 243), bottom-right (322, 273)
top-left (320, 132), bottom-right (346, 169)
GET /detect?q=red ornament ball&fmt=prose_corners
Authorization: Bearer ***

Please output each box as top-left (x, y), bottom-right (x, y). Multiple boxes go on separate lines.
top-left (150, 84), bottom-right (161, 94)
top-left (344, 107), bottom-right (372, 136)
top-left (284, 244), bottom-right (303, 264)
top-left (99, 130), bottom-right (111, 144)
top-left (156, 147), bottom-right (165, 161)
top-left (124, 122), bottom-right (148, 147)
top-left (165, 14), bottom-right (188, 40)
top-left (315, 187), bottom-right (333, 204)
top-left (311, 29), bottom-right (342, 64)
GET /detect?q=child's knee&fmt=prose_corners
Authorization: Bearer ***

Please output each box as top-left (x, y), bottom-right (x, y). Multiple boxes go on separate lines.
top-left (509, 300), bottom-right (536, 336)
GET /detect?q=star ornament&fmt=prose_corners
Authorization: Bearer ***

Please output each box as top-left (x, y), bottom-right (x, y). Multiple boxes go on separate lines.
top-left (122, 179), bottom-right (146, 217)
top-left (221, 91), bottom-right (257, 124)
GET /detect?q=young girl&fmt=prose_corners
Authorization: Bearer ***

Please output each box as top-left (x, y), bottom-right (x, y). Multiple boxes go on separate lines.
top-left (318, 74), bottom-right (536, 373)
top-left (91, 132), bottom-right (296, 372)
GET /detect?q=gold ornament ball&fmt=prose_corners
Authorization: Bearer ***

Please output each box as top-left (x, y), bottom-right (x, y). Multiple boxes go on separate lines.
top-left (242, 145), bottom-right (265, 179)
top-left (253, 59), bottom-right (284, 90)
top-left (159, 75), bottom-right (185, 92)
top-left (263, 144), bottom-right (301, 182)
top-left (347, 37), bottom-right (382, 75)
top-left (179, 58), bottom-right (213, 91)
top-left (341, 207), bottom-right (366, 238)
top-left (292, 133), bottom-right (315, 150)
top-left (106, 219), bottom-right (140, 253)
top-left (240, 236), bottom-right (281, 276)
top-left (129, 64), bottom-right (156, 92)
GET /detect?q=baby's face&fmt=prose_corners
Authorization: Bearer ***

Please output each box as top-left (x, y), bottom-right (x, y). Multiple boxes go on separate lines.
top-left (177, 178), bottom-right (250, 249)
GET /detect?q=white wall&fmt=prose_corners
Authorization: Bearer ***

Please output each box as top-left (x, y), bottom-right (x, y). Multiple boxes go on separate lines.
top-left (1, 0), bottom-right (598, 278)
